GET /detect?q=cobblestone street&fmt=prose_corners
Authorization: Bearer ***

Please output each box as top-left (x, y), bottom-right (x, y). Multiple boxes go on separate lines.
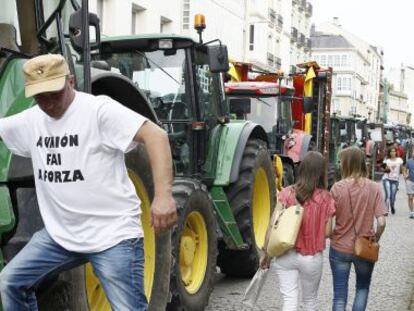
top-left (208, 180), bottom-right (414, 310)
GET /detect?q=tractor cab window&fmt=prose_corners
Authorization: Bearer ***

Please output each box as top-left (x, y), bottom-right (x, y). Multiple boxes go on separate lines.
top-left (247, 97), bottom-right (277, 133)
top-left (278, 97), bottom-right (293, 134)
top-left (98, 49), bottom-right (192, 175)
top-left (368, 127), bottom-right (383, 142)
top-left (194, 51), bottom-right (220, 124)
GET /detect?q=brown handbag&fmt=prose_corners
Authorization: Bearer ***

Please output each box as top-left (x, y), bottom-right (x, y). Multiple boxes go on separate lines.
top-left (348, 188), bottom-right (380, 263)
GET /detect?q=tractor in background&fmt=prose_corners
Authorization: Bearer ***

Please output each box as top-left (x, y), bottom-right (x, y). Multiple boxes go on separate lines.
top-left (225, 61), bottom-right (330, 187)
top-left (224, 81), bottom-right (309, 188)
top-left (290, 62), bottom-right (334, 186)
top-left (367, 122), bottom-right (386, 180)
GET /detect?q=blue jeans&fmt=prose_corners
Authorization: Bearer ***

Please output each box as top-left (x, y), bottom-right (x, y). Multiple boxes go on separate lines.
top-left (383, 179), bottom-right (399, 211)
top-left (0, 229), bottom-right (147, 310)
top-left (329, 247), bottom-right (374, 311)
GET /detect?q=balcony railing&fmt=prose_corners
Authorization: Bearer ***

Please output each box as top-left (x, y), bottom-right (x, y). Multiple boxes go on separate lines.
top-left (291, 27), bottom-right (298, 42)
top-left (268, 8), bottom-right (276, 23)
top-left (267, 52), bottom-right (275, 64)
top-left (298, 0), bottom-right (305, 11)
top-left (306, 3), bottom-right (313, 17)
top-left (275, 57), bottom-right (282, 69)
top-left (277, 15), bottom-right (283, 30)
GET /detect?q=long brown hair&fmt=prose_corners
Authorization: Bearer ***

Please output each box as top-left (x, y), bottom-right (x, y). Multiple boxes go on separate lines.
top-left (339, 146), bottom-right (367, 179)
top-left (294, 151), bottom-right (327, 204)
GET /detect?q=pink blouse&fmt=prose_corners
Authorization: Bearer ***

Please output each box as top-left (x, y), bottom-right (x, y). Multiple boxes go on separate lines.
top-left (278, 186), bottom-right (336, 256)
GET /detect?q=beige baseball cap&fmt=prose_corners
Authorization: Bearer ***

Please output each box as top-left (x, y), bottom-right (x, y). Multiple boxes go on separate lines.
top-left (23, 54), bottom-right (70, 98)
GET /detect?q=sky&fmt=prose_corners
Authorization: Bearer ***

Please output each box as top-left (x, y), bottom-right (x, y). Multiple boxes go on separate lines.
top-left (311, 0), bottom-right (414, 69)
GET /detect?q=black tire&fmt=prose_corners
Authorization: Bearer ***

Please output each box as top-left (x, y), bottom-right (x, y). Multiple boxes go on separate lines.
top-left (327, 163), bottom-right (336, 190)
top-left (218, 139), bottom-right (276, 278)
top-left (282, 163), bottom-right (295, 187)
top-left (167, 178), bottom-right (217, 311)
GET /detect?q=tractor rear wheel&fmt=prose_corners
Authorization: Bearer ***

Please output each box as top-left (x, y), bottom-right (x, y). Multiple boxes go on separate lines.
top-left (167, 178), bottom-right (217, 311)
top-left (84, 144), bottom-right (171, 311)
top-left (218, 139), bottom-right (276, 278)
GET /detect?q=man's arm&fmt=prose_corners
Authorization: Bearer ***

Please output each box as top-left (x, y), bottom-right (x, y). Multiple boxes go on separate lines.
top-left (134, 120), bottom-right (177, 234)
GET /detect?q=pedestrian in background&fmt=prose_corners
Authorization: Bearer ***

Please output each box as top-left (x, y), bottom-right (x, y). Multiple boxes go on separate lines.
top-left (394, 139), bottom-right (405, 159)
top-left (260, 151), bottom-right (335, 311)
top-left (330, 147), bottom-right (386, 311)
top-left (383, 146), bottom-right (404, 214)
top-left (404, 148), bottom-right (414, 218)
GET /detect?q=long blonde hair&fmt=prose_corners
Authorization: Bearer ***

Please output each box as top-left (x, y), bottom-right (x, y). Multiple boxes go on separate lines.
top-left (339, 146), bottom-right (367, 179)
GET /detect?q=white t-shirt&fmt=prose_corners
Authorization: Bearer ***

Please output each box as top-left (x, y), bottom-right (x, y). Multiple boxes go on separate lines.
top-left (383, 157), bottom-right (404, 181)
top-left (0, 91), bottom-right (147, 252)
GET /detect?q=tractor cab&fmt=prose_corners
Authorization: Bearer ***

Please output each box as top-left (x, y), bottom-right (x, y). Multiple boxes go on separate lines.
top-left (224, 81), bottom-right (294, 154)
top-left (94, 34), bottom-right (229, 175)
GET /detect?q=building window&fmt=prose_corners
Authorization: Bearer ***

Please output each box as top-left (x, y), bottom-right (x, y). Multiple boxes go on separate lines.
top-left (97, 0), bottom-right (104, 22)
top-left (341, 55), bottom-right (347, 67)
top-left (334, 55), bottom-right (340, 67)
top-left (182, 0), bottom-right (190, 30)
top-left (131, 4), bottom-right (145, 35)
top-left (337, 77), bottom-right (342, 91)
top-left (320, 55), bottom-right (326, 66)
top-left (249, 25), bottom-right (254, 51)
top-left (328, 55), bottom-right (333, 67)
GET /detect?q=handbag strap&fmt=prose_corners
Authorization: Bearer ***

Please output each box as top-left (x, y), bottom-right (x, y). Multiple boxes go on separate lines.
top-left (346, 179), bottom-right (375, 238)
top-left (346, 185), bottom-right (359, 238)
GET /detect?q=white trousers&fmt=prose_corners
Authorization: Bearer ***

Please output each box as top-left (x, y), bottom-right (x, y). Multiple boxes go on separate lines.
top-left (273, 249), bottom-right (323, 311)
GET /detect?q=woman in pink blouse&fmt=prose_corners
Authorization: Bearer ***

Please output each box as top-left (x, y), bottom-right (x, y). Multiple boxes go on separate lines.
top-left (260, 151), bottom-right (335, 311)
top-left (330, 147), bottom-right (386, 311)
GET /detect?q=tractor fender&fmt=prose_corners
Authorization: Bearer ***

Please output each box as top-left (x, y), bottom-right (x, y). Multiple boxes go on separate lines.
top-left (229, 122), bottom-right (268, 184)
top-left (91, 72), bottom-right (158, 123)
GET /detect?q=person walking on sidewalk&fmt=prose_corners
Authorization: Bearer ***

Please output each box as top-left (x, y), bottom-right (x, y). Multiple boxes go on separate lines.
top-left (404, 149), bottom-right (414, 218)
top-left (330, 147), bottom-right (386, 311)
top-left (260, 151), bottom-right (335, 311)
top-left (0, 54), bottom-right (177, 310)
top-left (383, 146), bottom-right (404, 214)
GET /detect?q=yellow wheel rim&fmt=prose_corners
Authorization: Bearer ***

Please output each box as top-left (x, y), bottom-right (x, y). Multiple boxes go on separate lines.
top-left (179, 211), bottom-right (208, 294)
top-left (252, 167), bottom-right (271, 249)
top-left (85, 170), bottom-right (155, 310)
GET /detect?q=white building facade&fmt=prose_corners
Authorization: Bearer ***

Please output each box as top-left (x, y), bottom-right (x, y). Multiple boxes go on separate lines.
top-left (91, 0), bottom-right (314, 75)
top-left (310, 20), bottom-right (382, 120)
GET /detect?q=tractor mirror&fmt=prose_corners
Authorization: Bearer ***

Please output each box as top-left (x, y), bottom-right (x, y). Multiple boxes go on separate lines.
top-left (69, 10), bottom-right (101, 53)
top-left (303, 96), bottom-right (313, 113)
top-left (208, 45), bottom-right (230, 73)
top-left (229, 98), bottom-right (251, 116)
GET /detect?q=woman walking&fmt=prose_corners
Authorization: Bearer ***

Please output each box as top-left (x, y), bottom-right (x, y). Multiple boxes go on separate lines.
top-left (383, 146), bottom-right (404, 214)
top-left (260, 151), bottom-right (335, 311)
top-left (330, 147), bottom-right (386, 311)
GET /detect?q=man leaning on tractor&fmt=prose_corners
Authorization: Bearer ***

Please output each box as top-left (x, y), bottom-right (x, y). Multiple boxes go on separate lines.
top-left (0, 54), bottom-right (177, 310)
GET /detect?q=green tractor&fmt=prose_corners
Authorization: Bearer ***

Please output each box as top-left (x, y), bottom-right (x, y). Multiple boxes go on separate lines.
top-left (328, 115), bottom-right (358, 183)
top-left (1, 2), bottom-right (275, 310)
top-left (91, 15), bottom-right (276, 311)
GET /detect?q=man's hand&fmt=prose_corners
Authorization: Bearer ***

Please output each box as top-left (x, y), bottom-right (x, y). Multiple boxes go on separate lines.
top-left (150, 194), bottom-right (177, 234)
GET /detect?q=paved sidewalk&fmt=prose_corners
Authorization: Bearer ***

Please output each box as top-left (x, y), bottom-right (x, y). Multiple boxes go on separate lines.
top-left (207, 180), bottom-right (414, 310)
